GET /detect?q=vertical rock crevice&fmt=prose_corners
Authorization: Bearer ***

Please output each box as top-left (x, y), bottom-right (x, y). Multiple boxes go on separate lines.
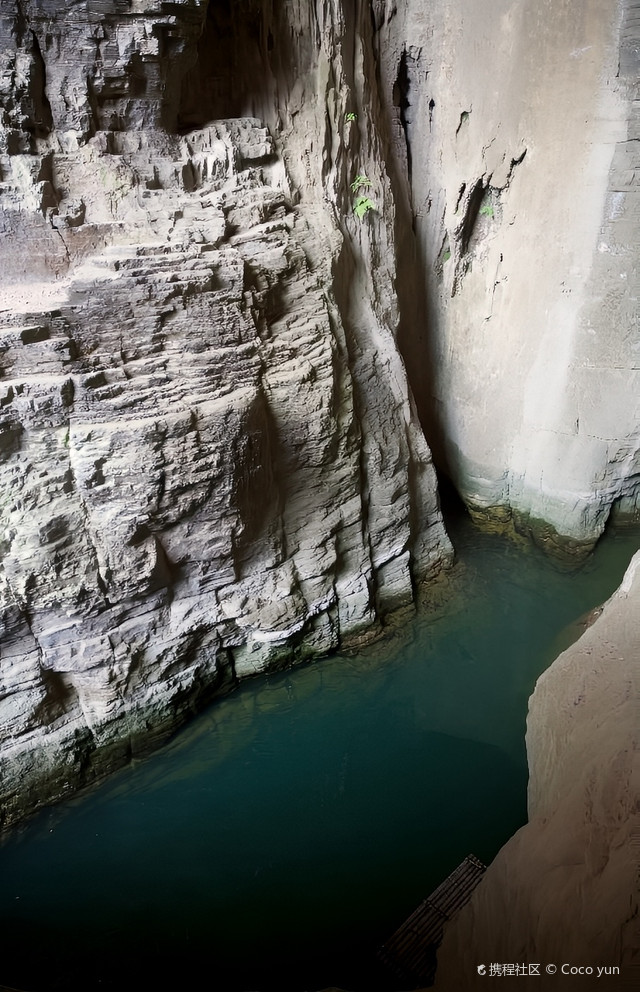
top-left (393, 46), bottom-right (413, 189)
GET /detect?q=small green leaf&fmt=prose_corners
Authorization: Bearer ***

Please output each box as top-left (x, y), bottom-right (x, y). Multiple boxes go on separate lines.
top-left (345, 112), bottom-right (357, 122)
top-left (479, 204), bottom-right (494, 218)
top-left (350, 174), bottom-right (372, 194)
top-left (353, 196), bottom-right (376, 220)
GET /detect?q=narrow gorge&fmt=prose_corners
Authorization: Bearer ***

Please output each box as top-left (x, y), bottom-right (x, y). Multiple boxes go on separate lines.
top-left (0, 1), bottom-right (637, 990)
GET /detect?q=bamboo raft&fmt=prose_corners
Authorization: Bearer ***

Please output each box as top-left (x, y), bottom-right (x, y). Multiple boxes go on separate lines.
top-left (378, 853), bottom-right (487, 988)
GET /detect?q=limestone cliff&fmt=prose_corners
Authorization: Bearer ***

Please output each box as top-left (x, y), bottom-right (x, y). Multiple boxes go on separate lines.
top-left (0, 2), bottom-right (638, 936)
top-left (433, 549), bottom-right (640, 991)
top-left (373, 0), bottom-right (639, 556)
top-left (0, 0), bottom-right (452, 828)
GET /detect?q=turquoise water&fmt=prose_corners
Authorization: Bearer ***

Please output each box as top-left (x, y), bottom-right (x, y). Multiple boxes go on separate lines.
top-left (0, 513), bottom-right (638, 992)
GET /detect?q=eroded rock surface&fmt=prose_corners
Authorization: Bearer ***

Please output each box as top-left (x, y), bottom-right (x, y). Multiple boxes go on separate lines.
top-left (433, 550), bottom-right (640, 991)
top-left (0, 0), bottom-right (452, 827)
top-left (373, 0), bottom-right (640, 556)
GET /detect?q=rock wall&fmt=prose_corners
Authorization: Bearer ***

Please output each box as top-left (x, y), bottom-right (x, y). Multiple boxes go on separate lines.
top-left (433, 549), bottom-right (640, 991)
top-left (373, 0), bottom-right (639, 556)
top-left (0, 0), bottom-right (452, 828)
top-left (0, 6), bottom-right (637, 942)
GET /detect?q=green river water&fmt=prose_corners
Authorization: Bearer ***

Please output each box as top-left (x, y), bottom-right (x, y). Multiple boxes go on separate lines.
top-left (0, 511), bottom-right (638, 992)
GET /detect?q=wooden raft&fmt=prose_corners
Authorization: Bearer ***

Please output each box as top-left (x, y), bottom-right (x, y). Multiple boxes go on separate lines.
top-left (378, 853), bottom-right (487, 988)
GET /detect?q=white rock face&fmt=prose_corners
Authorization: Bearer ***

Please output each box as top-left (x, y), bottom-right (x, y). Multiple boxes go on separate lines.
top-left (433, 550), bottom-right (640, 991)
top-left (0, 0), bottom-right (452, 827)
top-left (373, 0), bottom-right (639, 554)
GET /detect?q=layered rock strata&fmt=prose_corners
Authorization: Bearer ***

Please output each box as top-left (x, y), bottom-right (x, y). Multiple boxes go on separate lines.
top-left (433, 549), bottom-right (640, 991)
top-left (0, 0), bottom-right (452, 828)
top-left (373, 0), bottom-right (640, 556)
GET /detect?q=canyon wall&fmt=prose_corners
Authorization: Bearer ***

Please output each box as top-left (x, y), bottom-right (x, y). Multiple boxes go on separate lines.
top-left (433, 549), bottom-right (640, 991)
top-left (0, 0), bottom-right (453, 828)
top-left (373, 0), bottom-right (639, 556)
top-left (0, 16), bottom-right (638, 981)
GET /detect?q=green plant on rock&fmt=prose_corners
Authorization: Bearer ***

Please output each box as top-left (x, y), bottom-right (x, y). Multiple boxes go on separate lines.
top-left (353, 195), bottom-right (376, 220)
top-left (479, 204), bottom-right (494, 218)
top-left (350, 174), bottom-right (372, 195)
top-left (345, 112), bottom-right (357, 123)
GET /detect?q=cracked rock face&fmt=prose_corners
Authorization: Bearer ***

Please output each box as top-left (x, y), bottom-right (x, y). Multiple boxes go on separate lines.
top-left (0, 0), bottom-right (452, 827)
top-left (373, 0), bottom-right (640, 556)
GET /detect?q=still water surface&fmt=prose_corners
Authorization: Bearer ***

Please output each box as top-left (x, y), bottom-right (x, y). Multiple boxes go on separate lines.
top-left (1, 514), bottom-right (638, 992)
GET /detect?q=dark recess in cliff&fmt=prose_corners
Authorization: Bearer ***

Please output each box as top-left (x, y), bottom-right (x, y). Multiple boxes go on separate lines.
top-left (457, 178), bottom-right (485, 257)
top-left (177, 0), bottom-right (273, 130)
top-left (393, 47), bottom-right (413, 186)
top-left (26, 29), bottom-right (53, 139)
